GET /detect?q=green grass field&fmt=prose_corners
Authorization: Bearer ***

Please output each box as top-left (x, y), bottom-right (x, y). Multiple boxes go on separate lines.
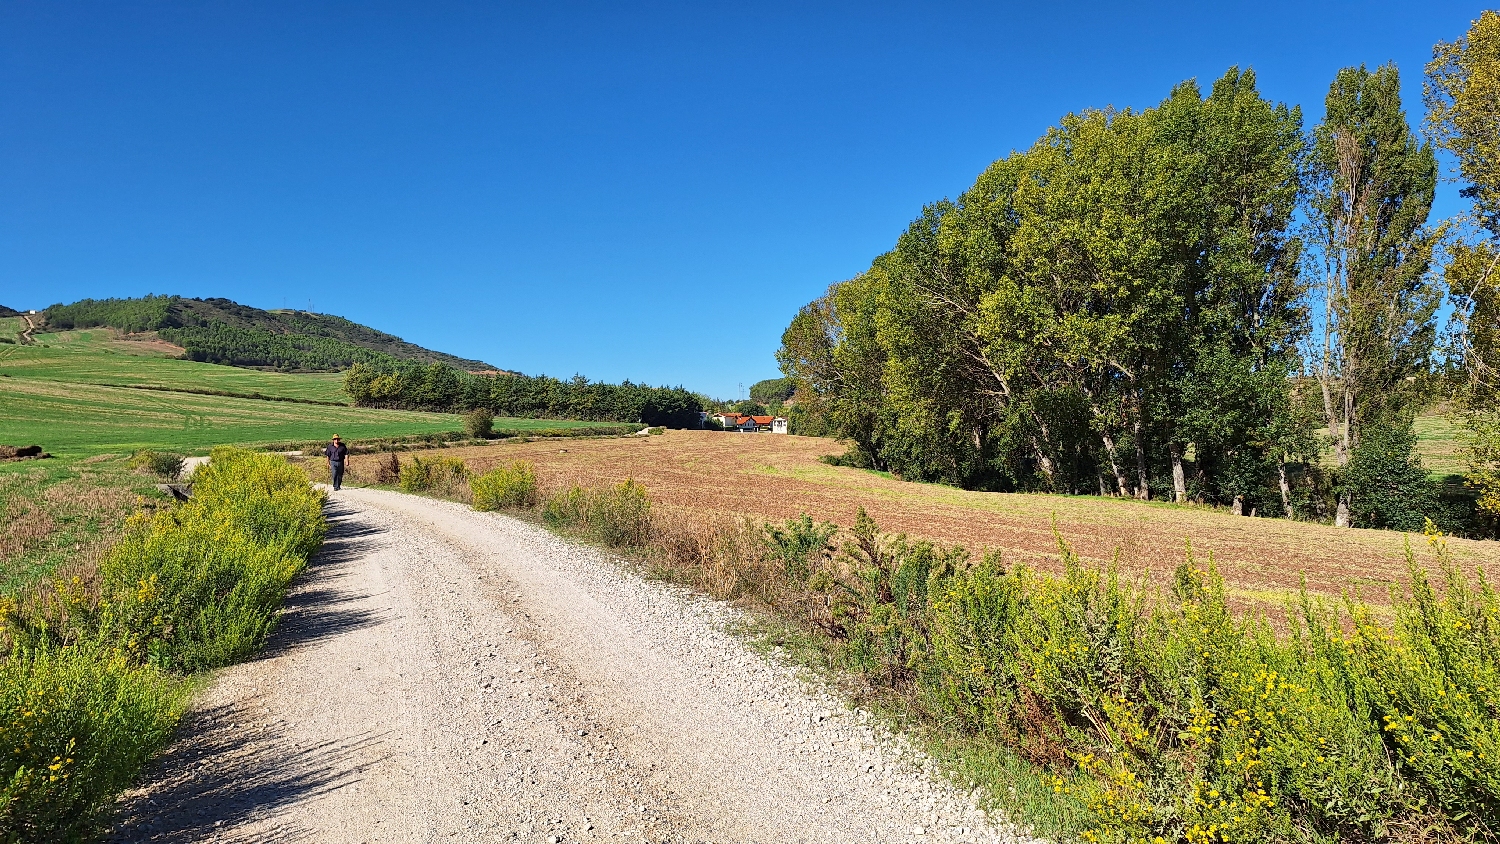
top-left (1414, 411), bottom-right (1469, 477)
top-left (0, 325), bottom-right (347, 402)
top-left (0, 327), bottom-right (598, 458)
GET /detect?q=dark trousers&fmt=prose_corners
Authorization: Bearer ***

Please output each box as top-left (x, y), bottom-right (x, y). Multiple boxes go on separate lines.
top-left (331, 461), bottom-right (345, 490)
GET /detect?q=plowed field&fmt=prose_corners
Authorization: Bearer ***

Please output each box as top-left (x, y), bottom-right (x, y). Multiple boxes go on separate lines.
top-left (347, 431), bottom-right (1500, 607)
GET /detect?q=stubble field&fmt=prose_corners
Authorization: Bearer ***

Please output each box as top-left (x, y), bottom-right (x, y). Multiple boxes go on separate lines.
top-left (350, 430), bottom-right (1500, 608)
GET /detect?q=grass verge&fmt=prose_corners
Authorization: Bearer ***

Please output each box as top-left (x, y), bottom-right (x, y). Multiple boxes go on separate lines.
top-left (0, 448), bottom-right (325, 842)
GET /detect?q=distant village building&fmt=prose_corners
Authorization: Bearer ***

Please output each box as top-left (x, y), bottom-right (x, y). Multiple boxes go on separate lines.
top-left (713, 413), bottom-right (788, 434)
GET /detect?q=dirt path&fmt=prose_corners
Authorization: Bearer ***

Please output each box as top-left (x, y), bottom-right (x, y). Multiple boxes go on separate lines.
top-left (17, 313), bottom-right (37, 345)
top-left (108, 489), bottom-right (1032, 844)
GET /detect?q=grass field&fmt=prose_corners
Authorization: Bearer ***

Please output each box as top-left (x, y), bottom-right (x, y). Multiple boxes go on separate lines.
top-left (0, 325), bottom-right (346, 402)
top-left (0, 324), bottom-right (602, 591)
top-left (0, 327), bottom-right (600, 458)
top-left (1413, 410), bottom-right (1469, 477)
top-left (365, 431), bottom-right (1500, 610)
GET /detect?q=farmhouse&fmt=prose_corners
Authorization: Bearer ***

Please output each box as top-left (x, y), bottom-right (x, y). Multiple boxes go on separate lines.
top-left (713, 413), bottom-right (788, 433)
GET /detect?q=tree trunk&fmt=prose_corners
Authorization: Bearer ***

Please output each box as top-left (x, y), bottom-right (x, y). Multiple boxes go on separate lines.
top-left (1277, 459), bottom-right (1294, 519)
top-left (1098, 474), bottom-right (1109, 496)
top-left (1101, 432), bottom-right (1130, 496)
top-left (1132, 419), bottom-right (1150, 501)
top-left (1231, 495), bottom-right (1244, 516)
top-left (1032, 442), bottom-right (1057, 488)
top-left (1170, 444), bottom-right (1187, 503)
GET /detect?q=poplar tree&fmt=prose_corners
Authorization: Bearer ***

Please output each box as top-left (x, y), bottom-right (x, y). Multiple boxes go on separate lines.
top-left (1305, 64), bottom-right (1440, 527)
top-left (1427, 12), bottom-right (1500, 518)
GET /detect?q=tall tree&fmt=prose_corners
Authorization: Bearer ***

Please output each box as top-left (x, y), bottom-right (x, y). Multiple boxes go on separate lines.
top-left (1305, 64), bottom-right (1440, 527)
top-left (1427, 12), bottom-right (1500, 519)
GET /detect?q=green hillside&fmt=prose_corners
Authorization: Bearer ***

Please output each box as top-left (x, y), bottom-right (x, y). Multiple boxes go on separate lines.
top-left (0, 326), bottom-right (595, 458)
top-left (0, 323), bottom-right (345, 401)
top-left (43, 294), bottom-right (501, 372)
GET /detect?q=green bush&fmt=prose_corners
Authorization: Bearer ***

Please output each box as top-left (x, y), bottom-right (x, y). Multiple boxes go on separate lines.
top-left (126, 449), bottom-right (185, 480)
top-left (1341, 423), bottom-right (1440, 531)
top-left (0, 644), bottom-right (185, 842)
top-left (541, 479), bottom-right (652, 548)
top-left (463, 408), bottom-right (495, 438)
top-left (817, 512), bottom-right (1500, 843)
top-left (0, 447), bottom-right (325, 841)
top-left (470, 461), bottom-right (539, 511)
top-left (762, 514), bottom-right (837, 584)
top-left (398, 455), bottom-right (468, 495)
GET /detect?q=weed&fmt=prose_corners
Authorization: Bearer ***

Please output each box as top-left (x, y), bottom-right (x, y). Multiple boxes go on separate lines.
top-left (373, 452), bottom-right (401, 485)
top-left (471, 461), bottom-right (539, 511)
top-left (542, 479), bottom-right (652, 548)
top-left (0, 448), bottom-right (325, 841)
top-left (399, 455), bottom-right (468, 496)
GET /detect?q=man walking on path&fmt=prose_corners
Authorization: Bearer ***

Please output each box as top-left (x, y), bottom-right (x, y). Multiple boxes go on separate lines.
top-left (324, 434), bottom-right (349, 491)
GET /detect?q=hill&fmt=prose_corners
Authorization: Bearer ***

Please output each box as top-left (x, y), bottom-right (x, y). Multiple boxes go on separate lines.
top-left (43, 294), bottom-right (501, 372)
top-left (0, 323), bottom-right (609, 458)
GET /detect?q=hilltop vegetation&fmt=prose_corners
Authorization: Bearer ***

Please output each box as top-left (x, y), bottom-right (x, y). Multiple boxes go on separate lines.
top-left (44, 294), bottom-right (498, 372)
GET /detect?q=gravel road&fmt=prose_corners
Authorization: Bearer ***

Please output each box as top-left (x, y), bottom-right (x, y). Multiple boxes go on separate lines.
top-left (109, 489), bottom-right (1039, 844)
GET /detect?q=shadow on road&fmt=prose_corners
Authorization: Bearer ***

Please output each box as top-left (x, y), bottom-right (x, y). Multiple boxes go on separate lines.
top-left (259, 498), bottom-right (388, 658)
top-left (107, 498), bottom-right (394, 843)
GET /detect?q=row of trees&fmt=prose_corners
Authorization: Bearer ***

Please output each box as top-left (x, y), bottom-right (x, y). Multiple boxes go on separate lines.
top-left (344, 362), bottom-right (705, 428)
top-left (779, 24), bottom-right (1500, 532)
top-left (158, 322), bottom-right (406, 370)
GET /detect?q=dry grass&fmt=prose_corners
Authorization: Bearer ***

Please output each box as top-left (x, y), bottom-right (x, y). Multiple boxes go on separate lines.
top-left (0, 459), bottom-right (154, 592)
top-left (345, 431), bottom-right (1500, 609)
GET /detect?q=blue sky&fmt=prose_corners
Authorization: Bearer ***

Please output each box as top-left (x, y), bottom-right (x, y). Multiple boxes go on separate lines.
top-left (0, 2), bottom-right (1479, 398)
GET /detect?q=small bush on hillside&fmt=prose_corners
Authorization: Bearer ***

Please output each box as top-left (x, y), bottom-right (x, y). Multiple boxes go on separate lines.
top-left (542, 479), bottom-right (652, 548)
top-left (127, 450), bottom-right (185, 480)
top-left (647, 426), bottom-right (666, 436)
top-left (463, 408), bottom-right (495, 438)
top-left (471, 461), bottom-right (539, 511)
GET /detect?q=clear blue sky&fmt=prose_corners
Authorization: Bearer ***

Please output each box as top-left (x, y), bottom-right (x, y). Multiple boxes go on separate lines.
top-left (0, 2), bottom-right (1478, 398)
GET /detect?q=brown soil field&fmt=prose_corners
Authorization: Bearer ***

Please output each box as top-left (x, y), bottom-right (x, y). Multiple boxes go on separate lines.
top-left (346, 431), bottom-right (1500, 609)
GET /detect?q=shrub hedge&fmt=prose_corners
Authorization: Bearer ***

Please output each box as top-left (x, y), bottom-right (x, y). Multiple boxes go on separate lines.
top-left (0, 448), bottom-right (325, 842)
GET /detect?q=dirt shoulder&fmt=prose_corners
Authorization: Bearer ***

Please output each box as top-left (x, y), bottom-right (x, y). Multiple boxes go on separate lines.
top-left (109, 489), bottom-right (1026, 844)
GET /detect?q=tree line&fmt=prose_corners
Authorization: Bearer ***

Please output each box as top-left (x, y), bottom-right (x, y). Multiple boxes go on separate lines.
top-left (779, 31), bottom-right (1500, 534)
top-left (344, 362), bottom-right (705, 428)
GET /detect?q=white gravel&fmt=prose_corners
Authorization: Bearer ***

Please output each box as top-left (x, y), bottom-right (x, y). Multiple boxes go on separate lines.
top-left (109, 488), bottom-right (1041, 844)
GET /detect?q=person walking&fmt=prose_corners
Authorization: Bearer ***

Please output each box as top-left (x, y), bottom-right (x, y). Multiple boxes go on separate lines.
top-left (324, 434), bottom-right (349, 491)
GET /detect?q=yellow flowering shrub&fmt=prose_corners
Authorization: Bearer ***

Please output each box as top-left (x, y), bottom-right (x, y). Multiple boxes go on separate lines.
top-left (0, 448), bottom-right (325, 842)
top-left (833, 514), bottom-right (1500, 843)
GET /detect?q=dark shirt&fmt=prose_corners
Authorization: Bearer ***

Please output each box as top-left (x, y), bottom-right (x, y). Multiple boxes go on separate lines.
top-left (324, 441), bottom-right (348, 464)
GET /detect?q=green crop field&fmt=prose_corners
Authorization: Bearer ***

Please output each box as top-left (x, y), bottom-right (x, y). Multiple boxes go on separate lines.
top-left (0, 326), bottom-right (347, 402)
top-left (0, 327), bottom-right (599, 458)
